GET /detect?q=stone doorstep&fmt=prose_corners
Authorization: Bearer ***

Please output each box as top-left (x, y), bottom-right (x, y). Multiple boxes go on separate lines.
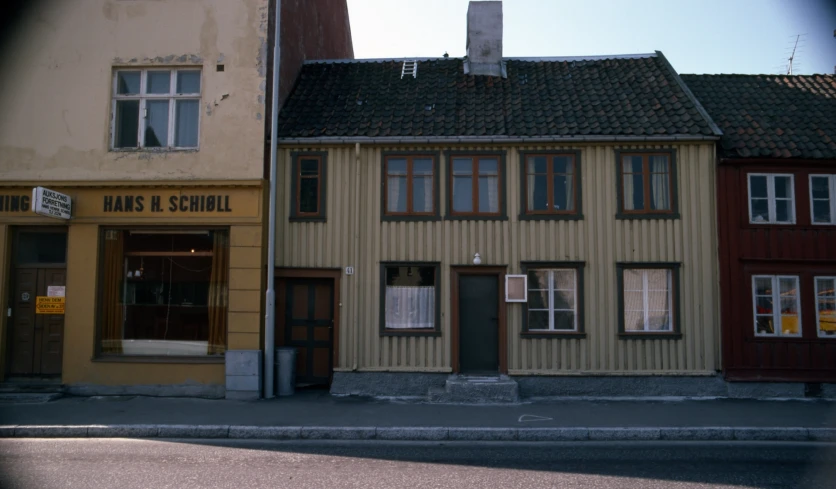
top-left (428, 375), bottom-right (520, 403)
top-left (2, 425), bottom-right (834, 442)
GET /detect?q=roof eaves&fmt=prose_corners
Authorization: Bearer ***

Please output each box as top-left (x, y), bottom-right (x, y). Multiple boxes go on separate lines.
top-left (277, 135), bottom-right (721, 145)
top-left (655, 51), bottom-right (724, 137)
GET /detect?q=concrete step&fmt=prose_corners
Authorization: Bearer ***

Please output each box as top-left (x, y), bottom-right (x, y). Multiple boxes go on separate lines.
top-left (0, 393), bottom-right (62, 403)
top-left (428, 375), bottom-right (519, 403)
top-left (0, 381), bottom-right (65, 395)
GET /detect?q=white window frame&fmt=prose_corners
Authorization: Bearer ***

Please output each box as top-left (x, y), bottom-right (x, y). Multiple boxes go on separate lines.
top-left (747, 173), bottom-right (796, 224)
top-left (809, 174), bottom-right (836, 225)
top-left (815, 276), bottom-right (836, 338)
top-left (751, 275), bottom-right (801, 337)
top-left (111, 68), bottom-right (202, 150)
top-left (622, 269), bottom-right (673, 332)
top-left (526, 268), bottom-right (578, 331)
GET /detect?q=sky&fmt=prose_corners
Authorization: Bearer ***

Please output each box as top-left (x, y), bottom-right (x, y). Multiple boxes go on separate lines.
top-left (346, 0), bottom-right (836, 75)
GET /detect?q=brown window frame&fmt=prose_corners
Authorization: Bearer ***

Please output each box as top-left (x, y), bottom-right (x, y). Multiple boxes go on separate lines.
top-left (519, 151), bottom-right (583, 220)
top-left (446, 151), bottom-right (507, 220)
top-left (290, 152), bottom-right (327, 222)
top-left (381, 152), bottom-right (441, 221)
top-left (615, 150), bottom-right (680, 220)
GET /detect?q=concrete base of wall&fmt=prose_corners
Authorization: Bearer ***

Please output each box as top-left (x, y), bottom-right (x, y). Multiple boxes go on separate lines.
top-left (330, 372), bottom-right (836, 400)
top-left (330, 372), bottom-right (447, 397)
top-left (225, 350), bottom-right (262, 400)
top-left (64, 382), bottom-right (224, 398)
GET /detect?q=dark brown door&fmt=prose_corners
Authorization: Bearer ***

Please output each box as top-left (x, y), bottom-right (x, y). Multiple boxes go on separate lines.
top-left (459, 275), bottom-right (499, 374)
top-left (282, 279), bottom-right (334, 386)
top-left (9, 268), bottom-right (66, 376)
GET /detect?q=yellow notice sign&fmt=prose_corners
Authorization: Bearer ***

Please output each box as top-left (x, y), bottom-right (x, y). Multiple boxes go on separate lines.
top-left (36, 296), bottom-right (65, 315)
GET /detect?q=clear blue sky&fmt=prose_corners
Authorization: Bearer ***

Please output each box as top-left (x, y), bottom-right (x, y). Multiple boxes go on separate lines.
top-left (346, 0), bottom-right (836, 75)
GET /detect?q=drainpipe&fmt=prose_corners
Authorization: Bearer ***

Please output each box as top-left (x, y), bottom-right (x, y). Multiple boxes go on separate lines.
top-left (264, 0), bottom-right (281, 399)
top-left (352, 143), bottom-right (361, 370)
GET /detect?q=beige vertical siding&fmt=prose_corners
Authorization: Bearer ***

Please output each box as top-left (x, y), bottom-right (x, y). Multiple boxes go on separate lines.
top-left (276, 142), bottom-right (720, 375)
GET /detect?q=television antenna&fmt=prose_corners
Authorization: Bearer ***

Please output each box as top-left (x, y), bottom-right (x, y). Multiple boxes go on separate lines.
top-left (786, 34), bottom-right (805, 75)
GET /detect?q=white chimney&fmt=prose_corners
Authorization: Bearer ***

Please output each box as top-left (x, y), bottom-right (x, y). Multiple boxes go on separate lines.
top-left (464, 1), bottom-right (505, 77)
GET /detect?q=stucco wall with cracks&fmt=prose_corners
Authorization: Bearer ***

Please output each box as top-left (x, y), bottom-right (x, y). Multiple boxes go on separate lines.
top-left (0, 0), bottom-right (269, 181)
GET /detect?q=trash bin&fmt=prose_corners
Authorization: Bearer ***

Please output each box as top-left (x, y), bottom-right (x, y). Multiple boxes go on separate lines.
top-left (275, 347), bottom-right (297, 396)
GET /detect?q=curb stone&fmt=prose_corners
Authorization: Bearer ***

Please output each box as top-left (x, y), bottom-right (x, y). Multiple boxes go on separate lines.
top-left (2, 425), bottom-right (835, 442)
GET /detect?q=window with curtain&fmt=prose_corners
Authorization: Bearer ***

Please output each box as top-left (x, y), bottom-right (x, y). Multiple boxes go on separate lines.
top-left (816, 276), bottom-right (836, 337)
top-left (618, 265), bottom-right (680, 334)
top-left (524, 267), bottom-right (582, 332)
top-left (381, 264), bottom-right (439, 334)
top-left (112, 69), bottom-right (201, 149)
top-left (618, 152), bottom-right (676, 217)
top-left (449, 155), bottom-right (502, 216)
top-left (523, 154), bottom-right (578, 216)
top-left (748, 174), bottom-right (795, 224)
top-left (384, 155), bottom-right (436, 217)
top-left (99, 229), bottom-right (229, 356)
top-left (291, 153), bottom-right (327, 220)
top-left (752, 275), bottom-right (801, 337)
top-left (810, 175), bottom-right (836, 225)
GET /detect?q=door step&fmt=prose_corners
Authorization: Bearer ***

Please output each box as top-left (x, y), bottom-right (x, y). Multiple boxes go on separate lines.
top-left (0, 380), bottom-right (65, 394)
top-left (428, 374), bottom-right (519, 403)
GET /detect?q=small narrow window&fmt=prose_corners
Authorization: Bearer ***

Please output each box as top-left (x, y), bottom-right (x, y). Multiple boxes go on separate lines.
top-left (815, 276), bottom-right (836, 337)
top-left (617, 264), bottom-right (681, 337)
top-left (810, 175), bottom-right (836, 225)
top-left (752, 275), bottom-right (801, 337)
top-left (748, 173), bottom-right (795, 224)
top-left (383, 154), bottom-right (438, 219)
top-left (521, 153), bottom-right (581, 218)
top-left (290, 153), bottom-right (327, 221)
top-left (617, 152), bottom-right (677, 218)
top-left (448, 154), bottom-right (504, 218)
top-left (111, 69), bottom-right (201, 150)
top-left (380, 263), bottom-right (441, 335)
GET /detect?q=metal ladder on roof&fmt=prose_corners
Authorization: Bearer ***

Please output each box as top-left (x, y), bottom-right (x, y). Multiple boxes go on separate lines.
top-left (401, 60), bottom-right (417, 79)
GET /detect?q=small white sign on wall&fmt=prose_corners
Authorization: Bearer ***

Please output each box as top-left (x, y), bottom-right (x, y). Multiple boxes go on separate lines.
top-left (47, 286), bottom-right (66, 297)
top-left (345, 266), bottom-right (355, 275)
top-left (32, 187), bottom-right (72, 220)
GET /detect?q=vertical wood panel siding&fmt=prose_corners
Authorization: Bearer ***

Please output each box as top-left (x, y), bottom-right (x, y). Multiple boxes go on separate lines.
top-left (277, 143), bottom-right (720, 374)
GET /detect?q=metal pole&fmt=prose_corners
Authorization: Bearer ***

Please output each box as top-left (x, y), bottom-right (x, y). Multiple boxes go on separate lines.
top-left (264, 0), bottom-right (281, 399)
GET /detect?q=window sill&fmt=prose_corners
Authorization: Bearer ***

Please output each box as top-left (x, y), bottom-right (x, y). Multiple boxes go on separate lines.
top-left (380, 330), bottom-right (441, 337)
top-left (618, 332), bottom-right (682, 340)
top-left (519, 214), bottom-right (584, 221)
top-left (616, 213), bottom-right (680, 220)
top-left (93, 355), bottom-right (225, 364)
top-left (110, 147), bottom-right (198, 153)
top-left (382, 215), bottom-right (442, 222)
top-left (444, 215), bottom-right (508, 222)
top-left (521, 332), bottom-right (586, 339)
top-left (289, 216), bottom-right (327, 223)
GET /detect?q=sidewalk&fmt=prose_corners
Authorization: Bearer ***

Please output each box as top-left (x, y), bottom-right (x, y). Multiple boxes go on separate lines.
top-left (2, 390), bottom-right (836, 442)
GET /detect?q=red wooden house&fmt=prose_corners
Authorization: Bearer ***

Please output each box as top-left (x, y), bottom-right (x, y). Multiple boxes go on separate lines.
top-left (683, 74), bottom-right (836, 381)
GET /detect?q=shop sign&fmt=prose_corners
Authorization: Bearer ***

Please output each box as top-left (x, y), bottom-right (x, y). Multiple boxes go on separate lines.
top-left (35, 296), bottom-right (65, 315)
top-left (32, 187), bottom-right (72, 220)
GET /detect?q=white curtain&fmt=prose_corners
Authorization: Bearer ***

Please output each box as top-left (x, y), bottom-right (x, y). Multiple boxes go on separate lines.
top-left (420, 176), bottom-right (432, 212)
top-left (385, 286), bottom-right (435, 329)
top-left (563, 164), bottom-right (574, 211)
top-left (650, 156), bottom-right (670, 210)
top-left (388, 176), bottom-right (402, 212)
top-left (622, 158), bottom-right (635, 210)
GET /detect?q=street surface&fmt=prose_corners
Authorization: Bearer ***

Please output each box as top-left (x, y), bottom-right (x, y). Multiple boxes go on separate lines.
top-left (1, 439), bottom-right (836, 488)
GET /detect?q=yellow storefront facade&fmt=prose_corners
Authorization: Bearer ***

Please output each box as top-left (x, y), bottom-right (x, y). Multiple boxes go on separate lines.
top-left (0, 182), bottom-right (264, 397)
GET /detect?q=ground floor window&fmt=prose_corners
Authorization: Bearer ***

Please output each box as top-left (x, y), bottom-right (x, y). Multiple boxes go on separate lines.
top-left (524, 267), bottom-right (581, 332)
top-left (99, 229), bottom-right (229, 356)
top-left (617, 264), bottom-right (680, 335)
top-left (816, 276), bottom-right (836, 337)
top-left (752, 275), bottom-right (801, 337)
top-left (380, 263), bottom-right (440, 335)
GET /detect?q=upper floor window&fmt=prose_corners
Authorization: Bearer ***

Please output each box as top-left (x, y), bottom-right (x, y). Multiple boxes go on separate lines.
top-left (448, 154), bottom-right (505, 219)
top-left (810, 175), bottom-right (836, 225)
top-left (521, 153), bottom-right (581, 219)
top-left (383, 154), bottom-right (439, 220)
top-left (112, 69), bottom-right (201, 149)
top-left (290, 153), bottom-right (327, 221)
top-left (752, 275), bottom-right (801, 337)
top-left (748, 174), bottom-right (795, 224)
top-left (616, 152), bottom-right (678, 219)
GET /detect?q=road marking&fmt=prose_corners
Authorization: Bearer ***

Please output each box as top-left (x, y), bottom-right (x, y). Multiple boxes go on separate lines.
top-left (518, 414), bottom-right (553, 423)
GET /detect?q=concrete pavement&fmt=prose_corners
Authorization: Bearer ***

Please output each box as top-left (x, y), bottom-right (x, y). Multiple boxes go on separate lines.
top-left (2, 389), bottom-right (836, 442)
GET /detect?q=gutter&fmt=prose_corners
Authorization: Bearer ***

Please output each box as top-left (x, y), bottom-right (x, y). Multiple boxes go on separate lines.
top-left (278, 135), bottom-right (721, 146)
top-left (264, 0), bottom-right (281, 399)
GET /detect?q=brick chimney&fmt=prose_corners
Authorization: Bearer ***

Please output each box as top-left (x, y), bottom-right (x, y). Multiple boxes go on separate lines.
top-left (464, 1), bottom-right (505, 77)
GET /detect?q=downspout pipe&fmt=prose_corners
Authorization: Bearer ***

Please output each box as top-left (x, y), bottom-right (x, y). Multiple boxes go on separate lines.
top-left (264, 0), bottom-right (281, 399)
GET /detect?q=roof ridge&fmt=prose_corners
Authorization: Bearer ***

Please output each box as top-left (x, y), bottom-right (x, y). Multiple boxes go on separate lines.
top-left (655, 51), bottom-right (723, 137)
top-left (302, 53), bottom-right (659, 65)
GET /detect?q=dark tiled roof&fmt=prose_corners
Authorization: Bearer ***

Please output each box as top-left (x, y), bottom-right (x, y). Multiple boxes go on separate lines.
top-left (277, 55), bottom-right (718, 140)
top-left (681, 74), bottom-right (836, 159)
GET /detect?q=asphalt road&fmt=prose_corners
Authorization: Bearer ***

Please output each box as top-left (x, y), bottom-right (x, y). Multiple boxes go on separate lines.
top-left (1, 439), bottom-right (836, 489)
